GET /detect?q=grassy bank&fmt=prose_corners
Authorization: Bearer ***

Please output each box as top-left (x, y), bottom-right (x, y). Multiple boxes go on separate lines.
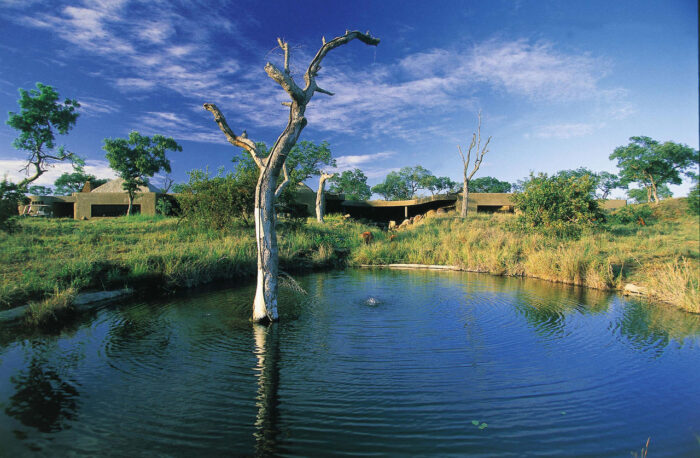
top-left (1, 198), bottom-right (698, 325)
top-left (353, 198), bottom-right (698, 313)
top-left (0, 214), bottom-right (379, 323)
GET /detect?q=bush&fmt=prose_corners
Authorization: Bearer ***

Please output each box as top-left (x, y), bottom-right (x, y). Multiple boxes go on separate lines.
top-left (511, 172), bottom-right (604, 238)
top-left (609, 204), bottom-right (654, 225)
top-left (687, 182), bottom-right (699, 216)
top-left (176, 168), bottom-right (255, 230)
top-left (0, 178), bottom-right (26, 233)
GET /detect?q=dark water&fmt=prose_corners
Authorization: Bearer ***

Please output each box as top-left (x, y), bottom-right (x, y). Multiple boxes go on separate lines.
top-left (1, 269), bottom-right (699, 457)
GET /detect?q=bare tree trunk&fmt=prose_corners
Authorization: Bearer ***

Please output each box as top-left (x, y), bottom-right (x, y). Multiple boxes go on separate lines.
top-left (649, 176), bottom-right (659, 204)
top-left (458, 111), bottom-right (491, 219)
top-left (205, 31), bottom-right (379, 322)
top-left (316, 172), bottom-right (334, 223)
top-left (127, 192), bottom-right (133, 216)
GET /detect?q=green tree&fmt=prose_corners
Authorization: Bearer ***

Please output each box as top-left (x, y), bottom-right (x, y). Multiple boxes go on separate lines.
top-left (511, 172), bottom-right (604, 238)
top-left (27, 185), bottom-right (53, 196)
top-left (177, 167), bottom-right (256, 228)
top-left (627, 185), bottom-right (672, 204)
top-left (1, 177), bottom-right (27, 232)
top-left (610, 136), bottom-right (698, 205)
top-left (232, 140), bottom-right (336, 209)
top-left (53, 167), bottom-right (107, 195)
top-left (328, 168), bottom-right (371, 200)
top-left (597, 171), bottom-right (622, 199)
top-left (469, 176), bottom-right (512, 193)
top-left (687, 181), bottom-right (700, 216)
top-left (420, 174), bottom-right (458, 195)
top-left (6, 83), bottom-right (82, 189)
top-left (371, 171), bottom-right (412, 200)
top-left (399, 165), bottom-right (432, 197)
top-left (103, 131), bottom-right (181, 215)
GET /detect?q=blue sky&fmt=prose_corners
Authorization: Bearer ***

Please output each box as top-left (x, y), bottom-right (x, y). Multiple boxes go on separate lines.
top-left (0, 0), bottom-right (697, 199)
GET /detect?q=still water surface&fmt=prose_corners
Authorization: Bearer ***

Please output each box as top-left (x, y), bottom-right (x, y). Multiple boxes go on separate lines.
top-left (1, 269), bottom-right (699, 456)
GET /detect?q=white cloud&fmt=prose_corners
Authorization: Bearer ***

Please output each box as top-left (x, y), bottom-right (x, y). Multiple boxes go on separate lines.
top-left (78, 97), bottom-right (120, 116)
top-left (534, 122), bottom-right (597, 139)
top-left (333, 151), bottom-right (396, 171)
top-left (0, 159), bottom-right (116, 185)
top-left (139, 111), bottom-right (229, 144)
top-left (469, 39), bottom-right (605, 101)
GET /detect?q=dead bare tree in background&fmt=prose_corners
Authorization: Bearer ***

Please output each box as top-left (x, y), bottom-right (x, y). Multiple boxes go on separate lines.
top-left (316, 172), bottom-right (335, 223)
top-left (458, 111), bottom-right (491, 218)
top-left (205, 31), bottom-right (379, 323)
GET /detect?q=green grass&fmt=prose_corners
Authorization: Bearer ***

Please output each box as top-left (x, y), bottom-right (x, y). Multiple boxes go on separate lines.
top-left (352, 199), bottom-right (699, 313)
top-left (1, 198), bottom-right (698, 320)
top-left (0, 213), bottom-right (378, 313)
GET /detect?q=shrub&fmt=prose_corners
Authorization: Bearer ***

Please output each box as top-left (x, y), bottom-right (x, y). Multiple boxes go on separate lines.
top-left (609, 204), bottom-right (654, 225)
top-left (511, 172), bottom-right (604, 238)
top-left (176, 167), bottom-right (255, 230)
top-left (0, 178), bottom-right (26, 233)
top-left (687, 182), bottom-right (699, 216)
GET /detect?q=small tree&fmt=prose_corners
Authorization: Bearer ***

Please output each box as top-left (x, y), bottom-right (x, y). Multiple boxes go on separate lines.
top-left (458, 111), bottom-right (491, 218)
top-left (597, 171), bottom-right (622, 199)
top-left (7, 83), bottom-right (82, 189)
top-left (315, 172), bottom-right (335, 223)
top-left (27, 185), bottom-right (53, 196)
top-left (328, 168), bottom-right (371, 200)
top-left (420, 174), bottom-right (458, 196)
top-left (205, 30), bottom-right (379, 322)
top-left (469, 176), bottom-right (511, 193)
top-left (371, 171), bottom-right (412, 200)
top-left (627, 185), bottom-right (672, 204)
top-left (104, 131), bottom-right (181, 215)
top-left (1, 177), bottom-right (27, 232)
top-left (54, 166), bottom-right (107, 195)
top-left (398, 166), bottom-right (432, 197)
top-left (610, 136), bottom-right (698, 205)
top-left (511, 173), bottom-right (604, 238)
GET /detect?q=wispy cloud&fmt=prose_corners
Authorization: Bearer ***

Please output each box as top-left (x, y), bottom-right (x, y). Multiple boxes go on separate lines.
top-left (9, 1), bottom-right (628, 142)
top-left (333, 151), bottom-right (396, 170)
top-left (78, 97), bottom-right (120, 116)
top-left (533, 122), bottom-right (597, 139)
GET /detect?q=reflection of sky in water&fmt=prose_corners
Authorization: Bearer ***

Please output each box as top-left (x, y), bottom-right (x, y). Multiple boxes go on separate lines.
top-left (0, 269), bottom-right (698, 456)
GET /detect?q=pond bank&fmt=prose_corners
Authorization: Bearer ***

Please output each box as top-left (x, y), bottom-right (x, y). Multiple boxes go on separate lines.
top-left (1, 199), bottom-right (697, 326)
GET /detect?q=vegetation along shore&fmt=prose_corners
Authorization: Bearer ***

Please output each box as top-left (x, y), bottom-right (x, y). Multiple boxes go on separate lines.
top-left (1, 197), bottom-right (697, 327)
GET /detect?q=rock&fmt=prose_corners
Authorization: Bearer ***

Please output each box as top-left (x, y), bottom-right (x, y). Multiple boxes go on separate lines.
top-left (623, 283), bottom-right (648, 295)
top-left (425, 209), bottom-right (437, 219)
top-left (436, 208), bottom-right (446, 214)
top-left (343, 214), bottom-right (351, 219)
top-left (413, 214), bottom-right (423, 223)
top-left (388, 220), bottom-right (397, 230)
top-left (399, 219), bottom-right (411, 229)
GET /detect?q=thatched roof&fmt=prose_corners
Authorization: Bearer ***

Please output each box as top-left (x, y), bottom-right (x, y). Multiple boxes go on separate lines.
top-left (91, 178), bottom-right (160, 193)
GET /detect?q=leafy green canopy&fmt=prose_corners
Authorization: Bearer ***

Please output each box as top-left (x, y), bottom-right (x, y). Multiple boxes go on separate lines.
top-left (6, 83), bottom-right (81, 188)
top-left (627, 185), bottom-right (672, 203)
top-left (53, 167), bottom-right (108, 195)
top-left (610, 136), bottom-right (698, 203)
top-left (371, 166), bottom-right (453, 200)
top-left (371, 171), bottom-right (412, 200)
top-left (104, 131), bottom-right (180, 198)
top-left (328, 168), bottom-right (371, 200)
top-left (177, 167), bottom-right (256, 229)
top-left (511, 172), bottom-right (604, 238)
top-left (469, 176), bottom-right (512, 193)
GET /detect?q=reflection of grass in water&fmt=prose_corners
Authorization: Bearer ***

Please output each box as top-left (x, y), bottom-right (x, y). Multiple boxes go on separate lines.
top-left (618, 299), bottom-right (700, 346)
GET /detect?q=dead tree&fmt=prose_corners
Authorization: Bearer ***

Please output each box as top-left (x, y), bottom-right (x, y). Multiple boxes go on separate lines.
top-left (205, 31), bottom-right (379, 323)
top-left (315, 172), bottom-right (335, 223)
top-left (458, 111), bottom-right (491, 218)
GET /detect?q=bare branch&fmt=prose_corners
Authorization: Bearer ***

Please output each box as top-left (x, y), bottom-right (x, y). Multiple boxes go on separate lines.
top-left (275, 162), bottom-right (290, 198)
top-left (304, 30), bottom-right (380, 98)
top-left (315, 86), bottom-right (335, 96)
top-left (203, 103), bottom-right (264, 169)
top-left (264, 62), bottom-right (305, 103)
top-left (277, 38), bottom-right (290, 74)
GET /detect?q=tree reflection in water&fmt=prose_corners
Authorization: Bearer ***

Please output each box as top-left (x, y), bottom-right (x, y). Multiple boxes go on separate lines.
top-left (252, 323), bottom-right (282, 456)
top-left (5, 357), bottom-right (79, 433)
